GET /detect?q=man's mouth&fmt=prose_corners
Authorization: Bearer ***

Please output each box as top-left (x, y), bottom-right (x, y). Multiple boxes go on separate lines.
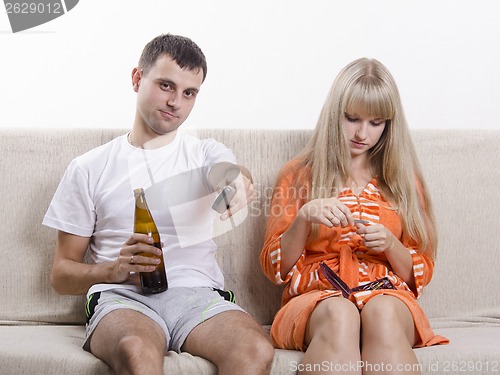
top-left (159, 110), bottom-right (179, 119)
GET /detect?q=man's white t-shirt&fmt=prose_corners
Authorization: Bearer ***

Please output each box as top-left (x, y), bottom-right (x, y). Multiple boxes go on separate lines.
top-left (43, 131), bottom-right (237, 297)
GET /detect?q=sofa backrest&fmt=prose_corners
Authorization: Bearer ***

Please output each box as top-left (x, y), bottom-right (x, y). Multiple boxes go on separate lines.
top-left (0, 128), bottom-right (498, 326)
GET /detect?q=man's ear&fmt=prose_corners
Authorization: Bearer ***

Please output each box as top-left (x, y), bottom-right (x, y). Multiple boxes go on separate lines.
top-left (131, 67), bottom-right (142, 92)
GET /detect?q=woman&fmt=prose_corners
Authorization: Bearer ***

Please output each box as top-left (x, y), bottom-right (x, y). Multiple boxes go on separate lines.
top-left (260, 58), bottom-right (448, 375)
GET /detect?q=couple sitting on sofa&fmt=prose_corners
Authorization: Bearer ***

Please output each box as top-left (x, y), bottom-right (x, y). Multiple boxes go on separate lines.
top-left (42, 33), bottom-right (447, 375)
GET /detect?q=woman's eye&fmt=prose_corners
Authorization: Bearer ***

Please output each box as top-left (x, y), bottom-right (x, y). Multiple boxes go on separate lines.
top-left (345, 115), bottom-right (358, 122)
top-left (371, 121), bottom-right (386, 126)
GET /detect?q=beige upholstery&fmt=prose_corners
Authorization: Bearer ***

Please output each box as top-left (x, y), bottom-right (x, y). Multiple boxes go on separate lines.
top-left (0, 128), bottom-right (499, 374)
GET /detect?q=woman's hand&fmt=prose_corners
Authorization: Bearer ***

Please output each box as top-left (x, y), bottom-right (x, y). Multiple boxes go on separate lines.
top-left (356, 222), bottom-right (397, 253)
top-left (298, 198), bottom-right (354, 228)
top-left (356, 222), bottom-right (416, 288)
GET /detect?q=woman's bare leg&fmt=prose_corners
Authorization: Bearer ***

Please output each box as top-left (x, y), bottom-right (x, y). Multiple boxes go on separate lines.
top-left (360, 295), bottom-right (420, 375)
top-left (300, 297), bottom-right (362, 375)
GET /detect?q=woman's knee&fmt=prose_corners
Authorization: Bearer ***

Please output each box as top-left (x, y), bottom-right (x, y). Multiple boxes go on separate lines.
top-left (306, 297), bottom-right (360, 345)
top-left (361, 295), bottom-right (415, 345)
top-left (314, 297), bottom-right (359, 327)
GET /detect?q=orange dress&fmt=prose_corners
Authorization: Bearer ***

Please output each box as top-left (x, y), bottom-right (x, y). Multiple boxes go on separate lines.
top-left (260, 159), bottom-right (448, 351)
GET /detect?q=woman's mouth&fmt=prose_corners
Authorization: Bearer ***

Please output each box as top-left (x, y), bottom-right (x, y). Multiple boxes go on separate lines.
top-left (350, 140), bottom-right (366, 148)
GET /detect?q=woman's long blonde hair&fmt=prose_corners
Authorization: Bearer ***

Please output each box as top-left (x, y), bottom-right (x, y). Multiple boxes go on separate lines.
top-left (297, 58), bottom-right (437, 257)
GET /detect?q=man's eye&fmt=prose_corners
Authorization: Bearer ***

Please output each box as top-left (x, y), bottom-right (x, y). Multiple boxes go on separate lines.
top-left (160, 83), bottom-right (173, 91)
top-left (185, 90), bottom-right (196, 98)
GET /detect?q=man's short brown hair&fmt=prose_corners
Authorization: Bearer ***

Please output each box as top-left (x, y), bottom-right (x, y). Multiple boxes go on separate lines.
top-left (138, 34), bottom-right (207, 82)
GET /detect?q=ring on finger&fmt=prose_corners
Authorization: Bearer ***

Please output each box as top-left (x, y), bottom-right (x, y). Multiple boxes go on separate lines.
top-left (130, 255), bottom-right (135, 264)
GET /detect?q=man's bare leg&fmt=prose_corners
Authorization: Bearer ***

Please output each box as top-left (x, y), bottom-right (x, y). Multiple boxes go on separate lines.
top-left (182, 310), bottom-right (274, 375)
top-left (90, 309), bottom-right (167, 375)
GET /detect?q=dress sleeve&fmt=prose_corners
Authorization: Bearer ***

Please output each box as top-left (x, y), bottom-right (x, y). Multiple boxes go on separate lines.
top-left (403, 236), bottom-right (435, 298)
top-left (260, 161), bottom-right (307, 285)
top-left (402, 176), bottom-right (437, 298)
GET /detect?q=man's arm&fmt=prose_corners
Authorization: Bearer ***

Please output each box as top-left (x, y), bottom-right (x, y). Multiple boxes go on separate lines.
top-left (51, 231), bottom-right (163, 295)
top-left (208, 162), bottom-right (255, 220)
top-left (51, 231), bottom-right (102, 295)
top-left (208, 162), bottom-right (252, 189)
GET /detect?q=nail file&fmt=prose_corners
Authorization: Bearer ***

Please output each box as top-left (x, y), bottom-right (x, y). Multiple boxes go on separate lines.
top-left (354, 219), bottom-right (369, 224)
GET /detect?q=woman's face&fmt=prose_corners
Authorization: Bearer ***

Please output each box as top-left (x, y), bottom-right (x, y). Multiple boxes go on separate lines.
top-left (343, 112), bottom-right (386, 158)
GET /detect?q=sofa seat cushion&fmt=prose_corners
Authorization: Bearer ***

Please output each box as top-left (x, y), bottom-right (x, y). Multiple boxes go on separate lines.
top-left (0, 325), bottom-right (215, 375)
top-left (414, 326), bottom-right (500, 374)
top-left (272, 327), bottom-right (500, 375)
top-left (0, 325), bottom-right (109, 374)
top-left (1, 325), bottom-right (498, 375)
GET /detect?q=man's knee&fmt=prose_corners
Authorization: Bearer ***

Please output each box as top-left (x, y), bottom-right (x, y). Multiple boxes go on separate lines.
top-left (113, 335), bottom-right (164, 373)
top-left (90, 308), bottom-right (166, 373)
top-left (213, 312), bottom-right (274, 370)
top-left (229, 331), bottom-right (274, 371)
top-left (117, 335), bottom-right (147, 357)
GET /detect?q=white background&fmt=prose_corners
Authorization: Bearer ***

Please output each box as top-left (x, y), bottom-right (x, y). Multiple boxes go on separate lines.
top-left (1, 0), bottom-right (499, 130)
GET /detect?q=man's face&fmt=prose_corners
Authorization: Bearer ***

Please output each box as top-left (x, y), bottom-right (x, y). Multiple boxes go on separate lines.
top-left (133, 54), bottom-right (204, 137)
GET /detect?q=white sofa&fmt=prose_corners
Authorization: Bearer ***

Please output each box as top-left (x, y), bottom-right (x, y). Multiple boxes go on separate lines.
top-left (0, 128), bottom-right (499, 375)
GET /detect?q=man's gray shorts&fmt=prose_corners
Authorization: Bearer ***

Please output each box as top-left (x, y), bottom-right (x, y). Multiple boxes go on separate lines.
top-left (84, 287), bottom-right (246, 353)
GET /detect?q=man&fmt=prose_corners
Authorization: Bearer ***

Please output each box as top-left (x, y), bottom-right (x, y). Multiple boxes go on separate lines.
top-left (43, 34), bottom-right (274, 375)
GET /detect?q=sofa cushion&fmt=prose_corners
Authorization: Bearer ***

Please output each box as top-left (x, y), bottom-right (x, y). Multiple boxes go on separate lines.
top-left (0, 325), bottom-right (216, 374)
top-left (0, 128), bottom-right (499, 375)
top-left (0, 128), bottom-right (499, 328)
top-left (1, 325), bottom-right (498, 375)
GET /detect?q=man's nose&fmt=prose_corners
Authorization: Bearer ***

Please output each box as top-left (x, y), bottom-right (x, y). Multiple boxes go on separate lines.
top-left (167, 92), bottom-right (181, 109)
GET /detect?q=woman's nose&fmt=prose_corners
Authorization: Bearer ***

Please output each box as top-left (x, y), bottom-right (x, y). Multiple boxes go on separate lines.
top-left (355, 122), bottom-right (368, 139)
